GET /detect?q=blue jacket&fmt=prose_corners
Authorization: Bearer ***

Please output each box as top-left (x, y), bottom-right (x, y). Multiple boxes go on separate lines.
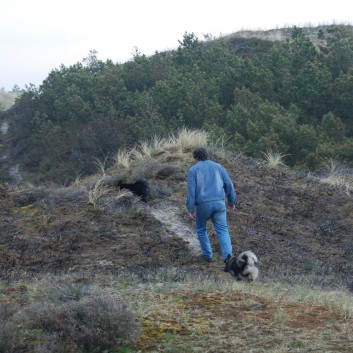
top-left (186, 160), bottom-right (236, 213)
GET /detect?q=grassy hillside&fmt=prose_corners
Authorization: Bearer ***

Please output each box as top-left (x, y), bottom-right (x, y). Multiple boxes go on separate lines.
top-left (1, 129), bottom-right (352, 352)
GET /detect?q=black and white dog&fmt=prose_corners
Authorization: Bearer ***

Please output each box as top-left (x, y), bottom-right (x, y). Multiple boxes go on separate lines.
top-left (224, 250), bottom-right (259, 281)
top-left (117, 179), bottom-right (149, 203)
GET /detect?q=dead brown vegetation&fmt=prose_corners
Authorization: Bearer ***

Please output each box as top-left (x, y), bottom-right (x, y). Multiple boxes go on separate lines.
top-left (0, 133), bottom-right (353, 352)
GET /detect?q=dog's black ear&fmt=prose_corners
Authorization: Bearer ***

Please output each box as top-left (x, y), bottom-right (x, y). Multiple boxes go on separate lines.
top-left (237, 253), bottom-right (247, 266)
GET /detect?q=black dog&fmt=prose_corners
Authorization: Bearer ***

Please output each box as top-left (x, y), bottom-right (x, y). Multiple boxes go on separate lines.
top-left (224, 251), bottom-right (259, 281)
top-left (117, 179), bottom-right (149, 202)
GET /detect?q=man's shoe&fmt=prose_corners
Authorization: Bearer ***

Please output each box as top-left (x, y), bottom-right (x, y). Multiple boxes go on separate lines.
top-left (224, 254), bottom-right (231, 272)
top-left (201, 255), bottom-right (213, 263)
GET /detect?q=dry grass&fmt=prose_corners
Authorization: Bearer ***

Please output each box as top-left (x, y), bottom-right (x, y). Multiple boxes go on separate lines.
top-left (320, 160), bottom-right (353, 194)
top-left (210, 135), bottom-right (232, 159)
top-left (85, 178), bottom-right (110, 207)
top-left (144, 128), bottom-right (208, 155)
top-left (113, 148), bottom-right (133, 170)
top-left (2, 272), bottom-right (352, 353)
top-left (71, 173), bottom-right (84, 187)
top-left (2, 129), bottom-right (353, 352)
top-left (261, 149), bottom-right (288, 168)
top-left (167, 127), bottom-right (208, 153)
top-left (111, 128), bottom-right (208, 170)
top-left (119, 273), bottom-right (353, 352)
top-left (93, 156), bottom-right (109, 176)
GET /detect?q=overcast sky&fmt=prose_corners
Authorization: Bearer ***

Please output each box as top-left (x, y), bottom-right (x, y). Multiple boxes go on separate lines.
top-left (1, 0), bottom-right (352, 91)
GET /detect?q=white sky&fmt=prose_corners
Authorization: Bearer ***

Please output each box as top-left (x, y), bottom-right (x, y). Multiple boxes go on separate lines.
top-left (1, 0), bottom-right (352, 91)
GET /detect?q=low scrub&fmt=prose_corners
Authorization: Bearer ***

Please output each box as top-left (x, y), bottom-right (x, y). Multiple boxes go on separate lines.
top-left (0, 295), bottom-right (139, 353)
top-left (1, 270), bottom-right (353, 352)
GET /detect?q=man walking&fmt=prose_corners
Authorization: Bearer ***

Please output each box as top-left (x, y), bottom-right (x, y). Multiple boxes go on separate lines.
top-left (186, 146), bottom-right (236, 263)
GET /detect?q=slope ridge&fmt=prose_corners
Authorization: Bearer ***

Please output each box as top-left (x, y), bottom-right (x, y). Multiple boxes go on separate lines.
top-left (0, 148), bottom-right (352, 289)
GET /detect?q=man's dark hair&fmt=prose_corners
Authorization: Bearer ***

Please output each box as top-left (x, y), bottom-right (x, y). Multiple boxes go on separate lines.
top-left (193, 147), bottom-right (209, 161)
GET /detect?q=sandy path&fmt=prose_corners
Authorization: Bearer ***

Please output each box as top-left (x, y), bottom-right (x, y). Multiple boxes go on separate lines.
top-left (149, 200), bottom-right (201, 256)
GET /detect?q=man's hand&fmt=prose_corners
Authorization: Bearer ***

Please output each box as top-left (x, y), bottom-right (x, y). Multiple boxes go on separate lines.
top-left (189, 212), bottom-right (196, 220)
top-left (227, 204), bottom-right (235, 212)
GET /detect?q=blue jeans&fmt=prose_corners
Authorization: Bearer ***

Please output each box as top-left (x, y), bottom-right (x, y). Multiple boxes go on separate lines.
top-left (195, 200), bottom-right (233, 261)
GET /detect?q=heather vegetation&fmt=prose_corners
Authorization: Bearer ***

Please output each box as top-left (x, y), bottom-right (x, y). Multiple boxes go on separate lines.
top-left (0, 128), bottom-right (352, 352)
top-left (2, 24), bottom-right (353, 184)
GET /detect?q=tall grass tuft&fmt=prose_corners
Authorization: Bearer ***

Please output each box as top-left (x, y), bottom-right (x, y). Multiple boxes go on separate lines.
top-left (320, 159), bottom-right (353, 194)
top-left (86, 179), bottom-right (109, 207)
top-left (139, 128), bottom-right (208, 157)
top-left (261, 149), bottom-right (288, 168)
top-left (114, 149), bottom-right (132, 169)
top-left (170, 127), bottom-right (208, 153)
top-left (110, 128), bottom-right (208, 169)
top-left (93, 156), bottom-right (109, 176)
top-left (210, 135), bottom-right (232, 159)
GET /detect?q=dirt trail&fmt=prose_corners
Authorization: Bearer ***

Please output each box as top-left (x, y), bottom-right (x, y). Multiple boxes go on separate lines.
top-left (148, 200), bottom-right (201, 256)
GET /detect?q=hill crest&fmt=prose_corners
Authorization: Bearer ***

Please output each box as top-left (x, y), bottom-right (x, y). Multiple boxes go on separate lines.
top-left (1, 134), bottom-right (352, 290)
